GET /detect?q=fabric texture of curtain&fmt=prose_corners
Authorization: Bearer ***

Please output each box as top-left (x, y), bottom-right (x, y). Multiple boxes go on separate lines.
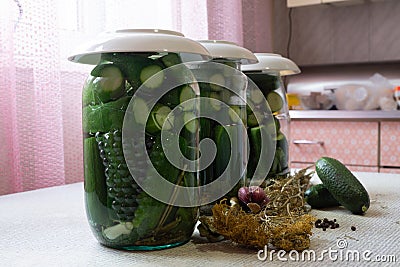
top-left (0, 0), bottom-right (272, 195)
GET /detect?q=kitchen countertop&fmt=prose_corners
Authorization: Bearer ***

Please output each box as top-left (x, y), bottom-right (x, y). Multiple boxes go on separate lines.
top-left (1, 172), bottom-right (399, 266)
top-left (289, 110), bottom-right (400, 121)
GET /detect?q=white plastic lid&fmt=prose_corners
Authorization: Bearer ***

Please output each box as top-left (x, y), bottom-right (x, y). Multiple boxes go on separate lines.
top-left (241, 53), bottom-right (301, 76)
top-left (68, 29), bottom-right (212, 64)
top-left (198, 40), bottom-right (258, 65)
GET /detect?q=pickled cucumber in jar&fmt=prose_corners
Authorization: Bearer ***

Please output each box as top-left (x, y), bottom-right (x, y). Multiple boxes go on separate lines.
top-left (82, 52), bottom-right (199, 249)
top-left (71, 29), bottom-right (211, 250)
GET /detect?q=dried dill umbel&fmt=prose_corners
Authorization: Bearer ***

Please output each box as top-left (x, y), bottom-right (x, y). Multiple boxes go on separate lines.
top-left (263, 167), bottom-right (312, 217)
top-left (200, 168), bottom-right (316, 251)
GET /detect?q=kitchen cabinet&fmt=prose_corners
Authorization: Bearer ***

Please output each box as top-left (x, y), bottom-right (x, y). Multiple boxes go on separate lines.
top-left (277, 0), bottom-right (400, 65)
top-left (289, 117), bottom-right (400, 173)
top-left (379, 168), bottom-right (400, 174)
top-left (291, 162), bottom-right (379, 172)
top-left (322, 0), bottom-right (365, 5)
top-left (290, 121), bottom-right (379, 170)
top-left (287, 0), bottom-right (321, 7)
top-left (287, 0), bottom-right (365, 8)
top-left (380, 121), bottom-right (400, 168)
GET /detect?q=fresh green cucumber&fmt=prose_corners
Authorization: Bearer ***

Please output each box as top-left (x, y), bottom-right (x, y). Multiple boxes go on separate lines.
top-left (132, 133), bottom-right (190, 238)
top-left (140, 65), bottom-right (164, 89)
top-left (247, 110), bottom-right (264, 127)
top-left (179, 84), bottom-right (196, 111)
top-left (305, 184), bottom-right (341, 209)
top-left (209, 73), bottom-right (225, 91)
top-left (103, 53), bottom-right (155, 90)
top-left (221, 60), bottom-right (237, 71)
top-left (228, 105), bottom-right (246, 124)
top-left (266, 116), bottom-right (280, 135)
top-left (214, 125), bottom-right (245, 179)
top-left (146, 104), bottom-right (174, 134)
top-left (84, 137), bottom-right (109, 225)
top-left (267, 91), bottom-right (283, 113)
top-left (83, 64), bottom-right (125, 106)
top-left (247, 113), bottom-right (258, 127)
top-left (214, 124), bottom-right (245, 198)
top-left (183, 112), bottom-right (198, 134)
top-left (276, 133), bottom-right (288, 170)
top-left (160, 53), bottom-right (182, 67)
top-left (96, 130), bottom-right (147, 222)
top-left (91, 63), bottom-right (122, 78)
top-left (208, 92), bottom-right (222, 111)
top-left (315, 157), bottom-right (370, 214)
top-left (249, 88), bottom-right (265, 105)
top-left (245, 73), bottom-right (279, 93)
top-left (82, 76), bottom-right (98, 106)
top-left (132, 192), bottom-right (166, 238)
top-left (159, 86), bottom-right (181, 108)
top-left (214, 126), bottom-right (231, 180)
top-left (131, 97), bottom-right (149, 125)
top-left (247, 126), bottom-right (263, 179)
top-left (82, 96), bottom-right (131, 134)
top-left (198, 91), bottom-right (214, 185)
top-left (247, 125), bottom-right (274, 179)
top-left (148, 132), bottom-right (183, 184)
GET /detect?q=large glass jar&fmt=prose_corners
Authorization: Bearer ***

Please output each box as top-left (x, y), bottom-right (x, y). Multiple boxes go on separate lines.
top-left (242, 53), bottom-right (300, 180)
top-left (197, 41), bottom-right (258, 215)
top-left (68, 29), bottom-right (211, 250)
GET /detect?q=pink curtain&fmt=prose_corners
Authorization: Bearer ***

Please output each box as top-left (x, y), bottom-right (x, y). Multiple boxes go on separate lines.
top-left (0, 0), bottom-right (273, 195)
top-left (241, 0), bottom-right (274, 52)
top-left (204, 0), bottom-right (273, 52)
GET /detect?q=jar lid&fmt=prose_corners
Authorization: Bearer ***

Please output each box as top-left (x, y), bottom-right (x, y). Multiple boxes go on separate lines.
top-left (198, 40), bottom-right (258, 65)
top-left (241, 53), bottom-right (301, 76)
top-left (68, 29), bottom-right (212, 64)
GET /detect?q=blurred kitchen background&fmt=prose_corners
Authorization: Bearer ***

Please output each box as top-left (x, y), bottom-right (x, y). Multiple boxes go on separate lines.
top-left (0, 0), bottom-right (399, 195)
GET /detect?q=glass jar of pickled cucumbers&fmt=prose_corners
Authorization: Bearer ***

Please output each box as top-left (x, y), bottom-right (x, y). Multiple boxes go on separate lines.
top-left (242, 53), bottom-right (300, 179)
top-left (69, 29), bottom-right (211, 250)
top-left (197, 41), bottom-right (258, 215)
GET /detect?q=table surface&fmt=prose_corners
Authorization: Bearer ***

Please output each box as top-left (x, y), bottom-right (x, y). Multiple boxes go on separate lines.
top-left (1, 172), bottom-right (399, 267)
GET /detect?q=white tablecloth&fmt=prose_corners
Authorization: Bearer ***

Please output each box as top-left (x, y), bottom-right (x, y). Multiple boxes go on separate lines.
top-left (0, 172), bottom-right (399, 266)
